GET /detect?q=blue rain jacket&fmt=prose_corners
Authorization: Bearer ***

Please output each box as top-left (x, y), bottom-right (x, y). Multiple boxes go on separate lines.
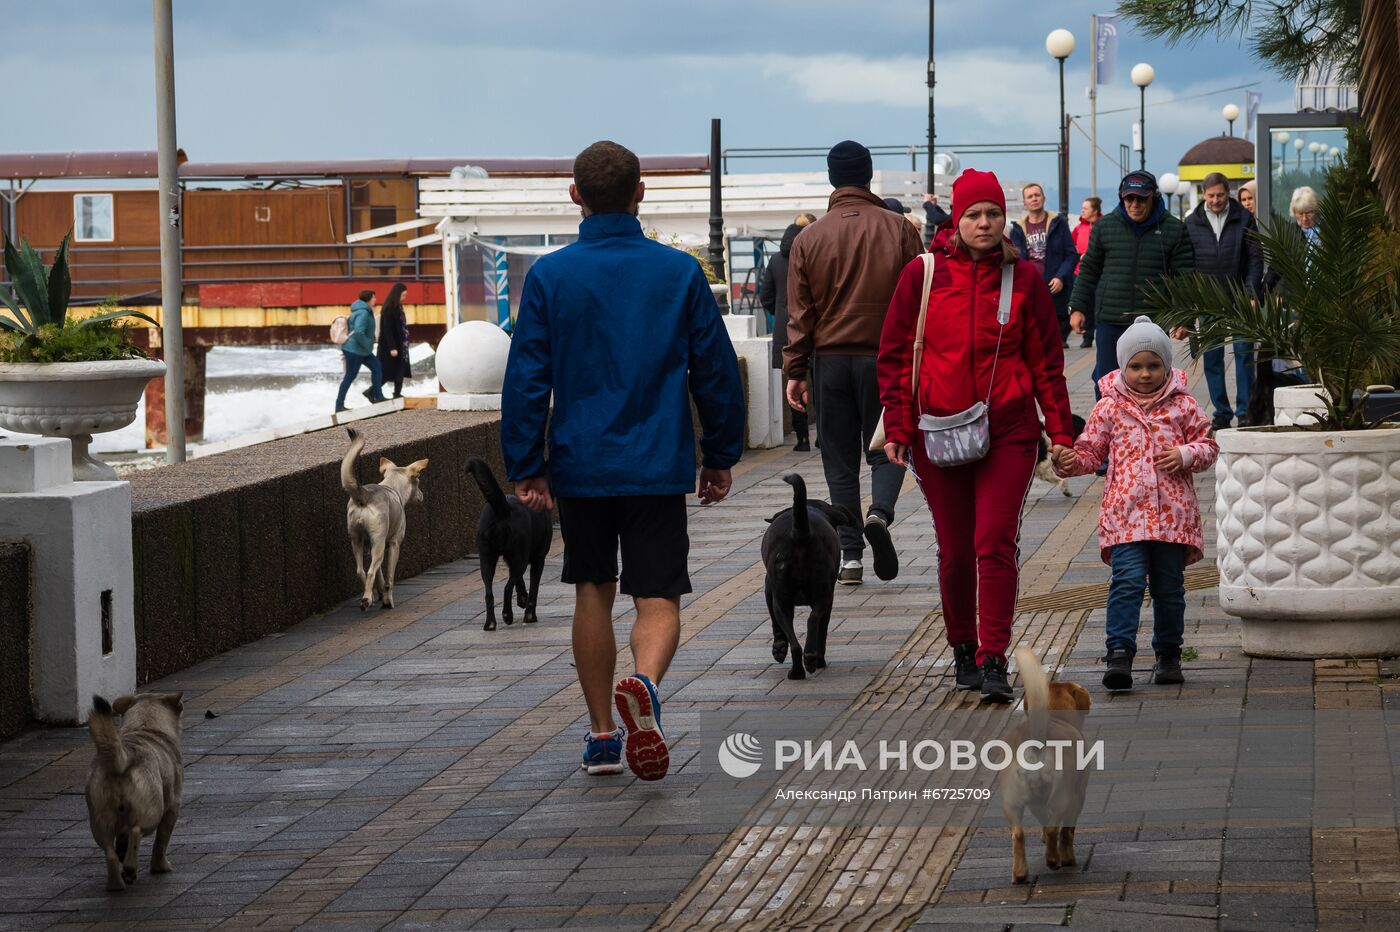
top-left (502, 213), bottom-right (745, 497)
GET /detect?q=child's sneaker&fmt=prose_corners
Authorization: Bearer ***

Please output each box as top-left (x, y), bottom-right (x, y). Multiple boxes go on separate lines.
top-left (614, 674), bottom-right (669, 781)
top-left (1102, 649), bottom-right (1134, 691)
top-left (1151, 649), bottom-right (1185, 685)
top-left (581, 727), bottom-right (625, 775)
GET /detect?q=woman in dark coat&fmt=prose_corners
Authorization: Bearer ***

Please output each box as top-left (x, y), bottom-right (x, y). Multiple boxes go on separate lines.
top-left (760, 223), bottom-right (808, 450)
top-left (376, 282), bottom-right (413, 398)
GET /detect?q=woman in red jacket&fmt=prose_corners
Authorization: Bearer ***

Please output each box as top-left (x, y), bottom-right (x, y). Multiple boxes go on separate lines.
top-left (877, 169), bottom-right (1075, 703)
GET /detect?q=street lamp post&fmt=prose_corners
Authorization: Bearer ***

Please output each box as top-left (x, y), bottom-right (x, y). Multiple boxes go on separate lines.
top-left (927, 0), bottom-right (936, 194)
top-left (1131, 63), bottom-right (1155, 170)
top-left (1176, 178), bottom-right (1192, 216)
top-left (1309, 141), bottom-right (1323, 170)
top-left (1045, 28), bottom-right (1076, 219)
top-left (1274, 131), bottom-right (1290, 176)
top-left (1159, 171), bottom-right (1179, 215)
top-left (1222, 103), bottom-right (1240, 137)
top-left (1294, 136), bottom-right (1305, 170)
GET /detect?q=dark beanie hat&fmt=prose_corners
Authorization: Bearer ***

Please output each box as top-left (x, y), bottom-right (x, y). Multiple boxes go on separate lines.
top-left (828, 140), bottom-right (873, 189)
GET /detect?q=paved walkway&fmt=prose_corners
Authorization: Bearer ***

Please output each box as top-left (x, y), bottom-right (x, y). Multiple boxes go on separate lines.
top-left (1, 346), bottom-right (1392, 931)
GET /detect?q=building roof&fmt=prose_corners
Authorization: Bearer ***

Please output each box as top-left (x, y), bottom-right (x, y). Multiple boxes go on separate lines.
top-left (1178, 136), bottom-right (1255, 166)
top-left (0, 151), bottom-right (708, 181)
top-left (0, 150), bottom-right (187, 180)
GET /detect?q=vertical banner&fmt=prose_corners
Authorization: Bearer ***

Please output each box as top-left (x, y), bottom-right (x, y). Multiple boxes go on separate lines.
top-left (1245, 91), bottom-right (1263, 140)
top-left (1095, 14), bottom-right (1119, 85)
top-left (481, 239), bottom-right (511, 326)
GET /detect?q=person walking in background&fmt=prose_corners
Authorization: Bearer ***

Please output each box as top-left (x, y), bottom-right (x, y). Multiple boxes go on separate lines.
top-left (878, 168), bottom-right (1075, 703)
top-left (376, 282), bottom-right (413, 399)
top-left (1238, 180), bottom-right (1257, 218)
top-left (922, 193), bottom-right (950, 247)
top-left (1071, 196), bottom-right (1102, 348)
top-left (1053, 317), bottom-right (1218, 691)
top-left (761, 223), bottom-right (809, 451)
top-left (1009, 183), bottom-right (1077, 346)
top-left (503, 140), bottom-right (745, 782)
top-left (335, 289), bottom-right (386, 412)
top-left (785, 140), bottom-right (924, 586)
top-left (1184, 172), bottom-right (1263, 429)
top-left (1069, 170), bottom-right (1195, 399)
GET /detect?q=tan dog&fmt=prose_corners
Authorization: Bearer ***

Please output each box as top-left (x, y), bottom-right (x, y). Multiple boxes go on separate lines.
top-left (1000, 646), bottom-right (1092, 884)
top-left (85, 693), bottom-right (184, 892)
top-left (342, 428), bottom-right (427, 611)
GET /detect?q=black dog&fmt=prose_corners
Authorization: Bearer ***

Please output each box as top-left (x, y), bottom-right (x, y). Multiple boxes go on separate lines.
top-left (465, 458), bottom-right (552, 631)
top-left (761, 473), bottom-right (855, 680)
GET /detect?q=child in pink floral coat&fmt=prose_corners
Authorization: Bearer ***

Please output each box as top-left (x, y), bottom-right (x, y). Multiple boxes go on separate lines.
top-left (1054, 316), bottom-right (1218, 691)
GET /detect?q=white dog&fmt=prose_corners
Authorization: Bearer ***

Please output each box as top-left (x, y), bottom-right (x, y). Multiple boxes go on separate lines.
top-left (341, 428), bottom-right (427, 610)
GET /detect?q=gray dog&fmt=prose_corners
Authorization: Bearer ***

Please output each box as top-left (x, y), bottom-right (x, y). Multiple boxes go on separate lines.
top-left (85, 693), bottom-right (184, 891)
top-left (341, 427), bottom-right (428, 611)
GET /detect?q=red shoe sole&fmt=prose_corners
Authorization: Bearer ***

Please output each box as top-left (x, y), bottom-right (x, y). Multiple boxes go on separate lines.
top-left (614, 677), bottom-right (669, 781)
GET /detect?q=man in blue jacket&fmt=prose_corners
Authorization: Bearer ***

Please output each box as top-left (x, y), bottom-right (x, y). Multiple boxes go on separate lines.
top-left (503, 140), bottom-right (745, 783)
top-left (1009, 183), bottom-right (1077, 345)
top-left (1184, 172), bottom-right (1263, 428)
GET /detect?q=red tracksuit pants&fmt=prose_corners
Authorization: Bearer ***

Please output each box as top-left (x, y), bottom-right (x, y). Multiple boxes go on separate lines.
top-left (911, 439), bottom-right (1037, 665)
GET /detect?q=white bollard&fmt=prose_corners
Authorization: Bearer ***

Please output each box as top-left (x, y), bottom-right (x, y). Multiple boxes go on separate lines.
top-left (436, 319), bottom-right (509, 412)
top-left (726, 331), bottom-right (784, 449)
top-left (0, 436), bottom-right (135, 724)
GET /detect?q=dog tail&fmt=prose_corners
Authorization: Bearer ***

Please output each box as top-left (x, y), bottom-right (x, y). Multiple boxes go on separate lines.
top-left (466, 457), bottom-right (511, 515)
top-left (1014, 646), bottom-right (1052, 737)
top-left (783, 473), bottom-right (809, 540)
top-left (342, 428), bottom-right (367, 505)
top-left (88, 695), bottom-right (129, 776)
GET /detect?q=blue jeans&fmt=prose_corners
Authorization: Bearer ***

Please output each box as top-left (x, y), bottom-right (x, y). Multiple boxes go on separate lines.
top-left (1203, 341), bottom-right (1255, 422)
top-left (1106, 541), bottom-right (1187, 656)
top-left (1092, 319), bottom-right (1131, 401)
top-left (335, 352), bottom-right (384, 410)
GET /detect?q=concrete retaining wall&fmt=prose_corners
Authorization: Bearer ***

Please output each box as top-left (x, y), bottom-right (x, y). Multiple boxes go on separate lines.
top-left (0, 543), bottom-right (32, 740)
top-left (127, 410), bottom-right (504, 684)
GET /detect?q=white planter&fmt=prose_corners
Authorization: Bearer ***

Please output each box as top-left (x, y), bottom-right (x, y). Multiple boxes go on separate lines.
top-left (1273, 383), bottom-right (1329, 427)
top-left (0, 358), bottom-right (167, 480)
top-left (1215, 425), bottom-right (1400, 658)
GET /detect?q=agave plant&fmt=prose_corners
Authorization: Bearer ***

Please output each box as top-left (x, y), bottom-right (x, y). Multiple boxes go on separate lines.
top-left (1150, 193), bottom-right (1400, 430)
top-left (0, 232), bottom-right (157, 339)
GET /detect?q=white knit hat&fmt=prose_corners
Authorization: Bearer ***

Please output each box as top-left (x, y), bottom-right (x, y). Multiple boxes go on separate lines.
top-left (1116, 315), bottom-right (1174, 371)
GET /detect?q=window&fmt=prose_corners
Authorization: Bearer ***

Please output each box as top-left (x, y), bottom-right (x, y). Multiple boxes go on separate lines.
top-left (74, 194), bottom-right (114, 242)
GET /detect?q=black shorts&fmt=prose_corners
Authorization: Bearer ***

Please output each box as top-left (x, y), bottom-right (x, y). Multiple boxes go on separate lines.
top-left (557, 495), bottom-right (692, 599)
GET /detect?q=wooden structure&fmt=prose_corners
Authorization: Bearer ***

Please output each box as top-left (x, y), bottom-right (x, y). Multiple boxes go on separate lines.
top-left (0, 151), bottom-right (708, 304)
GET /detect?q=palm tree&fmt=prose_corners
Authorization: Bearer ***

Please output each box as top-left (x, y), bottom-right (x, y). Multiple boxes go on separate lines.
top-left (1149, 193), bottom-right (1400, 430)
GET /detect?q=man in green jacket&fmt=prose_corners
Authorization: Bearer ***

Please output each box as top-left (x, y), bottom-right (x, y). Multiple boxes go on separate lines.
top-left (1069, 171), bottom-right (1194, 397)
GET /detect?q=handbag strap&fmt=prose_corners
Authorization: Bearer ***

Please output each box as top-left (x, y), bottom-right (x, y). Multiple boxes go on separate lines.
top-left (982, 262), bottom-right (1014, 407)
top-left (911, 253), bottom-right (935, 416)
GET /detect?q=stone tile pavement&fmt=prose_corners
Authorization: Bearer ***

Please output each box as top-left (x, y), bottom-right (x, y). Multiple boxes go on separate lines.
top-left (1, 344), bottom-right (1395, 930)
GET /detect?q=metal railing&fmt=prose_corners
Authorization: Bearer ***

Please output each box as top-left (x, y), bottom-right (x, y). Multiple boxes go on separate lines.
top-left (1, 241), bottom-right (439, 302)
top-left (721, 142), bottom-right (1059, 173)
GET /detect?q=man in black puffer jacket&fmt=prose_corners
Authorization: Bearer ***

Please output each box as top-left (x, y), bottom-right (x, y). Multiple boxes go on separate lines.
top-left (1184, 172), bottom-right (1263, 429)
top-left (761, 223), bottom-right (809, 450)
top-left (1069, 170), bottom-right (1194, 399)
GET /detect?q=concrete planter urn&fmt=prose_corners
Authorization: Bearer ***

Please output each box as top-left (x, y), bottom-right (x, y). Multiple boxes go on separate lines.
top-left (1272, 383), bottom-right (1329, 427)
top-left (0, 358), bottom-right (167, 480)
top-left (1215, 425), bottom-right (1400, 658)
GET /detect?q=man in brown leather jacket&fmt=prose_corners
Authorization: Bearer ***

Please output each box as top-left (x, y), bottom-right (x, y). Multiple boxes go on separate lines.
top-left (784, 140), bottom-right (924, 585)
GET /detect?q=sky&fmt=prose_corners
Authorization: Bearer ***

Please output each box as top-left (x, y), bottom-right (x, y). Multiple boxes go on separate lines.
top-left (9, 0), bottom-right (1294, 204)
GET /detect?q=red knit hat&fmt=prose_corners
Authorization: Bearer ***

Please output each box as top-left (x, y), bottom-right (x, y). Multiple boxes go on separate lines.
top-left (950, 169), bottom-right (1007, 226)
